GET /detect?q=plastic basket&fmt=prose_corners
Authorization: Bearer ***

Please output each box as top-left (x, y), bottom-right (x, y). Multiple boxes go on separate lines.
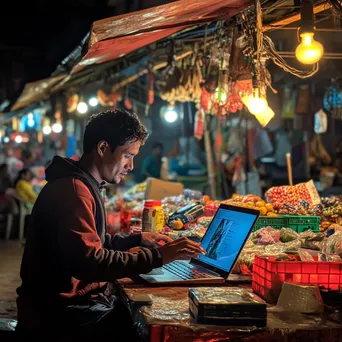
top-left (253, 215), bottom-right (320, 233)
top-left (252, 255), bottom-right (342, 304)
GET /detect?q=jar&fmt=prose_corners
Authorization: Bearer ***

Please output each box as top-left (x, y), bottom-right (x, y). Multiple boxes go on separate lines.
top-left (142, 200), bottom-right (165, 233)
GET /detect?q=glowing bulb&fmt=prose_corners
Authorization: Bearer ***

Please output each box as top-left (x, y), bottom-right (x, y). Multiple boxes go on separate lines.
top-left (15, 135), bottom-right (23, 143)
top-left (4, 137), bottom-right (10, 143)
top-left (295, 32), bottom-right (324, 65)
top-left (52, 123), bottom-right (63, 133)
top-left (248, 96), bottom-right (268, 115)
top-left (28, 112), bottom-right (34, 119)
top-left (43, 125), bottom-right (52, 135)
top-left (164, 109), bottom-right (178, 123)
top-left (88, 97), bottom-right (98, 107)
top-left (215, 87), bottom-right (228, 103)
top-left (27, 118), bottom-right (35, 127)
top-left (77, 102), bottom-right (88, 114)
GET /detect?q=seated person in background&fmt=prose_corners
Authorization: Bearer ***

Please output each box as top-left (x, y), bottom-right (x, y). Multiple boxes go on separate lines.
top-left (0, 163), bottom-right (15, 214)
top-left (141, 141), bottom-right (163, 180)
top-left (15, 169), bottom-right (37, 209)
top-left (0, 163), bottom-right (13, 194)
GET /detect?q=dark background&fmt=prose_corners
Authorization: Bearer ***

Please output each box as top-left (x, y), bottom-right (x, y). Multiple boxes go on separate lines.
top-left (0, 0), bottom-right (176, 105)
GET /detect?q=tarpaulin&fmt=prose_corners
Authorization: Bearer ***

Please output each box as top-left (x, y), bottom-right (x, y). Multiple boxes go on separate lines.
top-left (11, 74), bottom-right (67, 111)
top-left (72, 0), bottom-right (252, 73)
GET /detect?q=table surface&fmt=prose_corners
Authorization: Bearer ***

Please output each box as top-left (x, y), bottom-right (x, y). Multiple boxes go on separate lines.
top-left (116, 279), bottom-right (342, 342)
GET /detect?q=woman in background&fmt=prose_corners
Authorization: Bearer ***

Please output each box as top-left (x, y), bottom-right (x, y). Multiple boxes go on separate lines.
top-left (15, 169), bottom-right (37, 210)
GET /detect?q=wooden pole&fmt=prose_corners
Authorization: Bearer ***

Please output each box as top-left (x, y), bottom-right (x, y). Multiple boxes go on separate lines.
top-left (263, 2), bottom-right (332, 32)
top-left (286, 152), bottom-right (293, 186)
top-left (204, 115), bottom-right (216, 199)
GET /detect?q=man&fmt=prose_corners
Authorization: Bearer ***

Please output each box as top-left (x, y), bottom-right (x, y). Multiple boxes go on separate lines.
top-left (140, 141), bottom-right (163, 180)
top-left (16, 110), bottom-right (204, 341)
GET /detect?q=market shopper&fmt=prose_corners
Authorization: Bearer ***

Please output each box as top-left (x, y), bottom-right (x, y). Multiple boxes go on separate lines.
top-left (16, 109), bottom-right (205, 341)
top-left (140, 141), bottom-right (163, 180)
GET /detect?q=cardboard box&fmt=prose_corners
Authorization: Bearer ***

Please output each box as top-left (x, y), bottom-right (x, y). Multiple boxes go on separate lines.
top-left (144, 177), bottom-right (184, 201)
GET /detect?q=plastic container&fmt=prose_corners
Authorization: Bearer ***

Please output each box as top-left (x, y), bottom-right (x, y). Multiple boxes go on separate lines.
top-left (120, 209), bottom-right (142, 232)
top-left (252, 255), bottom-right (342, 304)
top-left (142, 200), bottom-right (165, 233)
top-left (253, 215), bottom-right (320, 233)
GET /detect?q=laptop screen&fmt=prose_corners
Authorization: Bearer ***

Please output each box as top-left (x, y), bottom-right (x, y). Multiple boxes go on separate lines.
top-left (196, 206), bottom-right (258, 273)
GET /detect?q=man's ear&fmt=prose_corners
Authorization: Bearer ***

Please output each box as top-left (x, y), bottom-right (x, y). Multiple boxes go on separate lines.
top-left (97, 141), bottom-right (109, 157)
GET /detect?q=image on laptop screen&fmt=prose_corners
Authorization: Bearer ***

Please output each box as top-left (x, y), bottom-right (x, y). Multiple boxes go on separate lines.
top-left (197, 207), bottom-right (258, 272)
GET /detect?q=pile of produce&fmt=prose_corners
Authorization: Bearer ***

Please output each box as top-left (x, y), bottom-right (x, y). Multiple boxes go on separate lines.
top-left (265, 180), bottom-right (320, 210)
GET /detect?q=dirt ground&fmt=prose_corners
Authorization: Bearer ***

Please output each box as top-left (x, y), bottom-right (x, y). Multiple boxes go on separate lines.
top-left (0, 241), bottom-right (23, 319)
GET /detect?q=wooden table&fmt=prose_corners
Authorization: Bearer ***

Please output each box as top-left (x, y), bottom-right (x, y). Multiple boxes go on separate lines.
top-left (115, 279), bottom-right (342, 342)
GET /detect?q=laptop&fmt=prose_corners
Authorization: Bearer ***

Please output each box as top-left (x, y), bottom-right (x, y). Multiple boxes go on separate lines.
top-left (140, 204), bottom-right (260, 285)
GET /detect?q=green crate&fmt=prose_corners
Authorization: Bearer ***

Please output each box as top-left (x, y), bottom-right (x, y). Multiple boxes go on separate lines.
top-left (253, 215), bottom-right (320, 233)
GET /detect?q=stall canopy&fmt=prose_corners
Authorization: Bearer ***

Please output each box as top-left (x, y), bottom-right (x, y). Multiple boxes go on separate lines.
top-left (72, 0), bottom-right (252, 74)
top-left (11, 74), bottom-right (67, 111)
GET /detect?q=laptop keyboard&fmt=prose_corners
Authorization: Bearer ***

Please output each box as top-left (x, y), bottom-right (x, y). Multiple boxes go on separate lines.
top-left (162, 261), bottom-right (218, 280)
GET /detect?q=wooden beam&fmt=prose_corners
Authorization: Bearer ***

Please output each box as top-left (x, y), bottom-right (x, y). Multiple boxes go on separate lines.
top-left (111, 50), bottom-right (194, 92)
top-left (263, 2), bottom-right (332, 32)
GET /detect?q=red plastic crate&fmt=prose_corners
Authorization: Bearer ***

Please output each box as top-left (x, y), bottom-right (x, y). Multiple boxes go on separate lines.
top-left (252, 255), bottom-right (342, 304)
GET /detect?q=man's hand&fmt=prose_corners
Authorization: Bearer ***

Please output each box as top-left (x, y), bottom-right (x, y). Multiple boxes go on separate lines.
top-left (158, 237), bottom-right (206, 264)
top-left (141, 232), bottom-right (173, 247)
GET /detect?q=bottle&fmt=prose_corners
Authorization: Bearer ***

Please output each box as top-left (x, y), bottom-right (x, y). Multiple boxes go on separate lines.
top-left (142, 200), bottom-right (165, 233)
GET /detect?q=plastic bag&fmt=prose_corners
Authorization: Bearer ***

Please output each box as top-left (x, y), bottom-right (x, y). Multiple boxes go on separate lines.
top-left (321, 231), bottom-right (342, 257)
top-left (280, 227), bottom-right (299, 242)
top-left (250, 227), bottom-right (280, 245)
top-left (314, 109), bottom-right (328, 134)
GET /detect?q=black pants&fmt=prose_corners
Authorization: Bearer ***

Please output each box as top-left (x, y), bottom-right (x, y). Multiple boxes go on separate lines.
top-left (16, 294), bottom-right (141, 342)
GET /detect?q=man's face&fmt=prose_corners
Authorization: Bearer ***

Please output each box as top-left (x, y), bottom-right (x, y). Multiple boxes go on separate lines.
top-left (100, 140), bottom-right (141, 184)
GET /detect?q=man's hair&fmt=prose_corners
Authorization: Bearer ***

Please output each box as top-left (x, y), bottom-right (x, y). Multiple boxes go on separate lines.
top-left (83, 109), bottom-right (148, 154)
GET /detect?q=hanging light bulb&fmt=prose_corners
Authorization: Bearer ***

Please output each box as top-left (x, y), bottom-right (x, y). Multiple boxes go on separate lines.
top-left (295, 0), bottom-right (324, 65)
top-left (215, 87), bottom-right (228, 103)
top-left (249, 95), bottom-right (268, 115)
top-left (52, 123), bottom-right (63, 133)
top-left (88, 97), bottom-right (99, 107)
top-left (242, 88), bottom-right (268, 115)
top-left (43, 125), bottom-right (52, 135)
top-left (295, 32), bottom-right (324, 64)
top-left (15, 135), bottom-right (23, 143)
top-left (77, 101), bottom-right (88, 114)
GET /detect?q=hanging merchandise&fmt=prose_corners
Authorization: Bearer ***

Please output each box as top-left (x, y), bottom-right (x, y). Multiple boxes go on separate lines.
top-left (275, 130), bottom-right (291, 167)
top-left (147, 70), bottom-right (155, 105)
top-left (253, 128), bottom-right (273, 160)
top-left (232, 154), bottom-right (247, 195)
top-left (310, 134), bottom-right (332, 166)
top-left (295, 85), bottom-right (310, 115)
top-left (247, 129), bottom-right (262, 197)
top-left (281, 85), bottom-right (296, 119)
top-left (66, 94), bottom-right (79, 113)
top-left (97, 89), bottom-right (113, 107)
top-left (323, 78), bottom-right (342, 120)
top-left (194, 108), bottom-right (204, 140)
top-left (226, 82), bottom-right (244, 113)
top-left (314, 109), bottom-right (328, 134)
